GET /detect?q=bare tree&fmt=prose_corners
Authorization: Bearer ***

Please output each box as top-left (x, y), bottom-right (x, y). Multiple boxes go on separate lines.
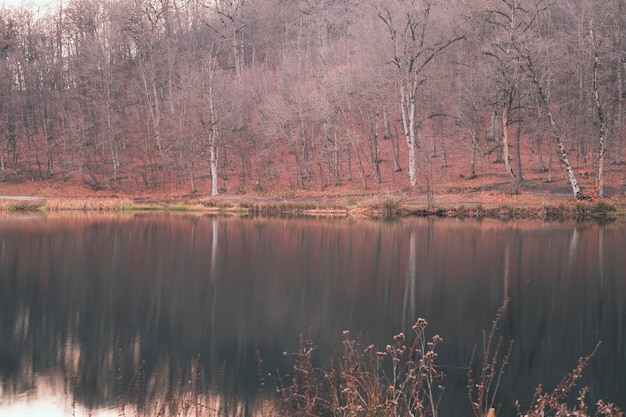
top-left (375, 0), bottom-right (463, 187)
top-left (479, 0), bottom-right (582, 199)
top-left (589, 25), bottom-right (607, 198)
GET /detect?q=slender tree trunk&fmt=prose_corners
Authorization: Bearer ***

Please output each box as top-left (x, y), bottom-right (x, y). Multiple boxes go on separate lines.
top-left (0, 147), bottom-right (6, 182)
top-left (105, 82), bottom-right (120, 181)
top-left (515, 112), bottom-right (523, 183)
top-left (470, 131), bottom-right (478, 178)
top-left (400, 79), bottom-right (418, 186)
top-left (333, 132), bottom-right (340, 185)
top-left (502, 101), bottom-right (519, 194)
top-left (351, 140), bottom-right (367, 189)
top-left (591, 30), bottom-right (606, 198)
top-left (208, 62), bottom-right (219, 197)
top-left (578, 64), bottom-right (587, 168)
top-left (536, 135), bottom-right (546, 172)
top-left (141, 65), bottom-right (166, 164)
top-left (438, 117), bottom-right (447, 168)
top-left (614, 60), bottom-right (624, 165)
top-left (190, 158), bottom-right (197, 194)
top-left (371, 111), bottom-right (381, 184)
top-left (491, 105), bottom-right (503, 163)
top-left (385, 109), bottom-right (402, 172)
top-left (524, 54), bottom-right (582, 200)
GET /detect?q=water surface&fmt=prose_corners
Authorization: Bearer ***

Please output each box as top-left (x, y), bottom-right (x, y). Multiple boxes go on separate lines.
top-left (1, 214), bottom-right (624, 416)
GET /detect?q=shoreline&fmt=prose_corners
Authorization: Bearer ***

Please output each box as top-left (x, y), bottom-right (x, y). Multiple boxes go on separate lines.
top-left (1, 192), bottom-right (623, 222)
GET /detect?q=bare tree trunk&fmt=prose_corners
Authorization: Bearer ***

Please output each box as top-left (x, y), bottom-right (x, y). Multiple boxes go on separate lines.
top-left (374, 111), bottom-right (381, 163)
top-left (190, 158), bottom-right (197, 194)
top-left (515, 111), bottom-right (523, 183)
top-left (536, 135), bottom-right (546, 172)
top-left (591, 29), bottom-right (606, 198)
top-left (438, 117), bottom-right (447, 168)
top-left (502, 101), bottom-right (519, 194)
top-left (207, 57), bottom-right (220, 197)
top-left (400, 79), bottom-right (418, 186)
top-left (578, 64), bottom-right (587, 169)
top-left (614, 60), bottom-right (624, 165)
top-left (470, 131), bottom-right (478, 178)
top-left (524, 54), bottom-right (582, 200)
top-left (370, 111), bottom-right (381, 184)
top-left (0, 146), bottom-right (6, 182)
top-left (491, 105), bottom-right (503, 163)
top-left (141, 67), bottom-right (166, 164)
top-left (377, 2), bottom-right (463, 188)
top-left (105, 81), bottom-right (120, 181)
top-left (333, 132), bottom-right (340, 185)
top-left (299, 113), bottom-right (309, 183)
top-left (384, 109), bottom-right (402, 172)
top-left (351, 140), bottom-right (367, 189)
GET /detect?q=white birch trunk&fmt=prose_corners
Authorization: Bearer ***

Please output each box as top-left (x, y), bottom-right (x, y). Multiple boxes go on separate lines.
top-left (525, 55), bottom-right (582, 200)
top-left (208, 70), bottom-right (219, 198)
top-left (400, 80), bottom-right (418, 187)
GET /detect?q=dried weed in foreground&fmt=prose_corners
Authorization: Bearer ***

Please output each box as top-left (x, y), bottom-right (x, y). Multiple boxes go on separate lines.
top-left (274, 318), bottom-right (444, 417)
top-left (274, 302), bottom-right (622, 417)
top-left (516, 342), bottom-right (623, 417)
top-left (467, 299), bottom-right (514, 417)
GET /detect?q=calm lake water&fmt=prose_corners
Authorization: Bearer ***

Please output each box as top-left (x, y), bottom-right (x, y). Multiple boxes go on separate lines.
top-left (1, 214), bottom-right (625, 416)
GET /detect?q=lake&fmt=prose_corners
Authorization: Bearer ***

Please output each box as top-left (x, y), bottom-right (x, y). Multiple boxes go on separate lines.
top-left (1, 214), bottom-right (625, 416)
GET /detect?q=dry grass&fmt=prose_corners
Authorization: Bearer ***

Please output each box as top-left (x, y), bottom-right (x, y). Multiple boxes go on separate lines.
top-left (1, 193), bottom-right (624, 222)
top-left (267, 303), bottom-right (623, 417)
top-left (271, 319), bottom-right (445, 417)
top-left (96, 305), bottom-right (623, 417)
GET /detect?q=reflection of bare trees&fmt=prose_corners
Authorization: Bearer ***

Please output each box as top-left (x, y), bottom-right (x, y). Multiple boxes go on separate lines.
top-left (568, 227), bottom-right (579, 275)
top-left (403, 231), bottom-right (418, 330)
top-left (1, 217), bottom-right (625, 414)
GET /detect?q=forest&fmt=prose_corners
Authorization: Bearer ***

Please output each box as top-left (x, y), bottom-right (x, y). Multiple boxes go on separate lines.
top-left (0, 0), bottom-right (625, 201)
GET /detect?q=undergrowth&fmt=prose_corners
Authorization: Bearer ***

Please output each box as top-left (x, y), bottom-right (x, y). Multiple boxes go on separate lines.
top-left (270, 300), bottom-right (623, 417)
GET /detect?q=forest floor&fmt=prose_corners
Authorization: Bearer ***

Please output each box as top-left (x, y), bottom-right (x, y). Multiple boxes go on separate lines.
top-left (0, 136), bottom-right (626, 218)
top-left (2, 157), bottom-right (626, 221)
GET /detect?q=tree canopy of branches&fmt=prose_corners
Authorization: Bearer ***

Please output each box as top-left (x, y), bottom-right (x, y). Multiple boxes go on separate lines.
top-left (0, 0), bottom-right (624, 200)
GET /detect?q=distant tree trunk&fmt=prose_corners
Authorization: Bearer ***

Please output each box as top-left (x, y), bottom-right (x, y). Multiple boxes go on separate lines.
top-left (350, 140), bottom-right (367, 189)
top-left (536, 135), bottom-right (546, 172)
top-left (547, 134), bottom-right (554, 183)
top-left (299, 112), bottom-right (310, 183)
top-left (372, 111), bottom-right (381, 184)
top-left (491, 105), bottom-right (503, 163)
top-left (615, 59), bottom-right (624, 165)
top-left (438, 116), bottom-right (447, 168)
top-left (470, 130), bottom-right (478, 178)
top-left (502, 99), bottom-right (520, 194)
top-left (190, 156), bottom-right (197, 194)
top-left (141, 68), bottom-right (166, 163)
top-left (578, 64), bottom-right (587, 169)
top-left (207, 55), bottom-right (220, 197)
top-left (384, 108), bottom-right (401, 172)
top-left (515, 110), bottom-right (523, 184)
top-left (332, 132), bottom-right (340, 185)
top-left (590, 28), bottom-right (606, 198)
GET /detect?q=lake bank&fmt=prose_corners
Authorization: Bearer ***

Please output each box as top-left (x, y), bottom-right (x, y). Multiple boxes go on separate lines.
top-left (1, 191), bottom-right (624, 222)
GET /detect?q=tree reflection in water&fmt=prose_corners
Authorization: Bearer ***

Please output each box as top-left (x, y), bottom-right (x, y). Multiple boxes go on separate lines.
top-left (0, 215), bottom-right (624, 416)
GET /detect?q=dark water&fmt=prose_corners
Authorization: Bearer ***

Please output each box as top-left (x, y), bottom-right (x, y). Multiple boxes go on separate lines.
top-left (1, 214), bottom-right (625, 416)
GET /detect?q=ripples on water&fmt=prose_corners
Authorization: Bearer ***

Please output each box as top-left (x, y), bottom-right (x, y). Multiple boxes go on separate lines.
top-left (1, 214), bottom-right (624, 416)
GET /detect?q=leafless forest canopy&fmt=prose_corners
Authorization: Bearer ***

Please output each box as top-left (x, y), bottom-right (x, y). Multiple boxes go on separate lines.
top-left (0, 0), bottom-right (624, 198)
